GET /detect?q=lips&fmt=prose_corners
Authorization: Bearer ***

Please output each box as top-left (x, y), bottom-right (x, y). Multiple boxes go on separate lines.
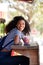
top-left (20, 27), bottom-right (24, 29)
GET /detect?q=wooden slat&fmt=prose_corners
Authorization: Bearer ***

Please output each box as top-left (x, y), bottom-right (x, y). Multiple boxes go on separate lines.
top-left (11, 45), bottom-right (39, 65)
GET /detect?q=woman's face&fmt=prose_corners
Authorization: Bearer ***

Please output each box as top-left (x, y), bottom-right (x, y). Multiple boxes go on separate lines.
top-left (16, 20), bottom-right (25, 31)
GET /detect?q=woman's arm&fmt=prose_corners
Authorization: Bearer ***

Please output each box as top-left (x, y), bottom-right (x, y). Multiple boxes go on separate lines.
top-left (14, 35), bottom-right (20, 44)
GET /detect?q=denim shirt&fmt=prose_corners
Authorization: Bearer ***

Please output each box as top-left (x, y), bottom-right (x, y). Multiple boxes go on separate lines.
top-left (2, 28), bottom-right (24, 51)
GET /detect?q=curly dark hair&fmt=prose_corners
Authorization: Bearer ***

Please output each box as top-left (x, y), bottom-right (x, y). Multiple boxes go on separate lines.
top-left (5, 16), bottom-right (31, 35)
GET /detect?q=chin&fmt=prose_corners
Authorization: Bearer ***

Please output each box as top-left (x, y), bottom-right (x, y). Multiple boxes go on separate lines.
top-left (19, 29), bottom-right (24, 31)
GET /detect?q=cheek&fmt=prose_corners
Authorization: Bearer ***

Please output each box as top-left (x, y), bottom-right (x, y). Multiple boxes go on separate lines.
top-left (23, 25), bottom-right (25, 28)
top-left (16, 24), bottom-right (20, 28)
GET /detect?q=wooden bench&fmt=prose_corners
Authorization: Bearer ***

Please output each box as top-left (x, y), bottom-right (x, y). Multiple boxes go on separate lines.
top-left (11, 45), bottom-right (39, 65)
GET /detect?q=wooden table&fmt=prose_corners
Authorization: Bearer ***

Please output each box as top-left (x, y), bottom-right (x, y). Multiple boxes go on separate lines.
top-left (11, 45), bottom-right (39, 65)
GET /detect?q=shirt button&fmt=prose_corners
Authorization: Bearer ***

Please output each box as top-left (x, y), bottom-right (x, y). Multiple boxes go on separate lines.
top-left (2, 45), bottom-right (4, 47)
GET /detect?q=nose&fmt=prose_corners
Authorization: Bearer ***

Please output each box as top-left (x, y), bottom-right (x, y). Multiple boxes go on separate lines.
top-left (20, 24), bottom-right (23, 27)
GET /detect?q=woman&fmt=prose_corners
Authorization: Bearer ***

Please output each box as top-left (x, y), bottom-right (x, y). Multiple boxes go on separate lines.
top-left (1, 16), bottom-right (30, 52)
top-left (0, 16), bottom-right (30, 65)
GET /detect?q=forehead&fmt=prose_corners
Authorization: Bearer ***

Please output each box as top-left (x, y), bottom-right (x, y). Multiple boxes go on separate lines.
top-left (17, 20), bottom-right (25, 23)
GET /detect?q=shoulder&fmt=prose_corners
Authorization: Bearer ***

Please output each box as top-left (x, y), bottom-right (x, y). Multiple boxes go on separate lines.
top-left (9, 28), bottom-right (21, 36)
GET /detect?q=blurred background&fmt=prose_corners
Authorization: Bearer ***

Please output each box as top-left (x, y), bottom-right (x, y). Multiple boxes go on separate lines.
top-left (0, 0), bottom-right (43, 45)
